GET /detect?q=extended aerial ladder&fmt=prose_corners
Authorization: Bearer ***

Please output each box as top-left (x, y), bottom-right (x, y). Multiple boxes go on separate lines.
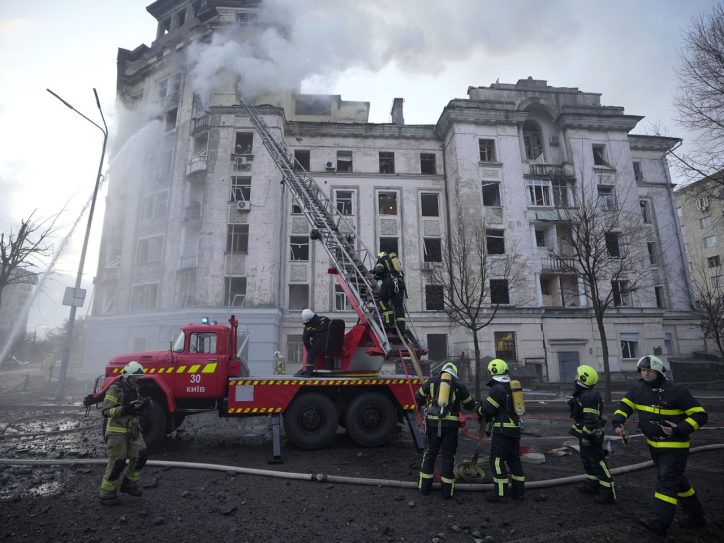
top-left (242, 103), bottom-right (424, 375)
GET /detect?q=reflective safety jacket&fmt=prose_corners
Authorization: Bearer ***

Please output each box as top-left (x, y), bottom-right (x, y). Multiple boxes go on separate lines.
top-left (302, 315), bottom-right (330, 350)
top-left (416, 374), bottom-right (476, 427)
top-left (611, 376), bottom-right (707, 449)
top-left (101, 379), bottom-right (140, 436)
top-left (479, 379), bottom-right (521, 438)
top-left (569, 385), bottom-right (604, 440)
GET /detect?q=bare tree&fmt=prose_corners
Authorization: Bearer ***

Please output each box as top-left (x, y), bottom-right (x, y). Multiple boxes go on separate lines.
top-left (423, 214), bottom-right (523, 399)
top-left (672, 5), bottom-right (724, 188)
top-left (549, 175), bottom-right (652, 402)
top-left (0, 212), bottom-right (59, 309)
top-left (690, 259), bottom-right (724, 358)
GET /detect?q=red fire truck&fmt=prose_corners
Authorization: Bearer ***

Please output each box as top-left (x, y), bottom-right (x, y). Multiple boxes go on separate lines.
top-left (84, 104), bottom-right (427, 459)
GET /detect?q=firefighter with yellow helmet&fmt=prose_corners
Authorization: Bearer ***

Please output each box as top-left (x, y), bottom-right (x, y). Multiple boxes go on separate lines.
top-left (415, 361), bottom-right (476, 499)
top-left (99, 360), bottom-right (150, 505)
top-left (373, 251), bottom-right (407, 334)
top-left (477, 358), bottom-right (525, 502)
top-left (567, 364), bottom-right (616, 504)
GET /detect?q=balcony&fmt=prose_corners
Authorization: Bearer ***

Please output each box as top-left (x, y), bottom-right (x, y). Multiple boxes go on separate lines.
top-left (524, 163), bottom-right (574, 178)
top-left (178, 255), bottom-right (198, 271)
top-left (541, 256), bottom-right (576, 272)
top-left (231, 153), bottom-right (254, 172)
top-left (191, 115), bottom-right (210, 135)
top-left (186, 149), bottom-right (207, 175)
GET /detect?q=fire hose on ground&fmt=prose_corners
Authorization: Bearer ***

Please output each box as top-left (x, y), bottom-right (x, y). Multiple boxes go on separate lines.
top-left (1, 443), bottom-right (724, 491)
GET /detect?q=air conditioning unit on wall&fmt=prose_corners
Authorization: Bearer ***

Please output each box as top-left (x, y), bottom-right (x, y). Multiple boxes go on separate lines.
top-left (236, 200), bottom-right (250, 211)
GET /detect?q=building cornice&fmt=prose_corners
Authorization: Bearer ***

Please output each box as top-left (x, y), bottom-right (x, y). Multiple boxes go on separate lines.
top-left (556, 111), bottom-right (643, 132)
top-left (436, 99), bottom-right (528, 137)
top-left (628, 134), bottom-right (681, 152)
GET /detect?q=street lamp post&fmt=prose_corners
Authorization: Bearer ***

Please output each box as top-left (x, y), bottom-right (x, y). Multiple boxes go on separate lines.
top-left (47, 88), bottom-right (108, 400)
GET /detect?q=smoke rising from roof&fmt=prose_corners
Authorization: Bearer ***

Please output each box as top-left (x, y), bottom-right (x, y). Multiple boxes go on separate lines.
top-left (187, 0), bottom-right (579, 105)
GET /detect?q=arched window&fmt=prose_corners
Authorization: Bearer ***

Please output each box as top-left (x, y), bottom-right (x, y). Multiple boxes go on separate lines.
top-left (523, 120), bottom-right (544, 160)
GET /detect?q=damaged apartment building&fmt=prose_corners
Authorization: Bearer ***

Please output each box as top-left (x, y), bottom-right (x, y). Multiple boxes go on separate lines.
top-left (85, 0), bottom-right (703, 381)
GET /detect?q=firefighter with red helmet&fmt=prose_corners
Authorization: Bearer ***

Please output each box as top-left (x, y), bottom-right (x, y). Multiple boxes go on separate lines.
top-left (99, 361), bottom-right (150, 505)
top-left (478, 358), bottom-right (525, 502)
top-left (567, 364), bottom-right (616, 504)
top-left (612, 355), bottom-right (708, 536)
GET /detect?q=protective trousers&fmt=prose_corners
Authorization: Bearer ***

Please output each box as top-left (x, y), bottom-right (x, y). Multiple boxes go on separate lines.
top-left (305, 338), bottom-right (327, 377)
top-left (100, 432), bottom-right (148, 499)
top-left (379, 278), bottom-right (406, 334)
top-left (647, 447), bottom-right (704, 527)
top-left (419, 421), bottom-right (458, 498)
top-left (490, 434), bottom-right (525, 499)
top-left (580, 439), bottom-right (616, 501)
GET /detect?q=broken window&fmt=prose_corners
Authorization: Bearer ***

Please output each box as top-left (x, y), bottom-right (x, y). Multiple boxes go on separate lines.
top-left (486, 229), bottom-right (505, 255)
top-left (597, 186), bottom-right (615, 211)
top-left (288, 284), bottom-right (309, 310)
top-left (131, 283), bottom-right (159, 312)
top-left (490, 279), bottom-right (510, 304)
top-left (176, 9), bottom-right (186, 27)
top-left (421, 193), bottom-right (439, 217)
top-left (482, 182), bottom-right (501, 207)
top-left (708, 255), bottom-right (720, 268)
top-left (494, 331), bottom-right (516, 361)
top-left (633, 161), bottom-right (644, 181)
top-left (552, 179), bottom-right (572, 207)
top-left (593, 144), bottom-right (608, 166)
top-left (620, 332), bottom-right (638, 357)
top-left (140, 191), bottom-right (169, 220)
top-left (425, 285), bottom-right (445, 310)
top-left (378, 191), bottom-right (398, 215)
top-left (158, 73), bottom-right (181, 100)
top-left (523, 120), bottom-right (543, 160)
top-left (379, 152), bottom-right (395, 174)
top-left (235, 133), bottom-right (253, 154)
top-left (136, 235), bottom-right (164, 264)
top-left (291, 196), bottom-right (302, 215)
top-left (165, 108), bottom-right (178, 130)
top-left (334, 284), bottom-right (351, 311)
top-left (158, 18), bottom-right (171, 38)
top-left (535, 230), bottom-right (546, 248)
top-left (612, 280), bottom-right (631, 307)
top-left (648, 242), bottom-right (658, 266)
top-left (227, 224), bottom-right (249, 254)
top-left (605, 232), bottom-right (621, 257)
top-left (290, 236), bottom-right (309, 261)
top-left (527, 179), bottom-right (552, 207)
top-left (705, 235), bottom-right (717, 248)
top-left (337, 151), bottom-right (353, 172)
top-left (420, 153), bottom-right (436, 175)
top-left (379, 237), bottom-right (398, 254)
top-left (655, 286), bottom-right (666, 309)
top-left (224, 277), bottom-right (247, 307)
top-left (294, 150), bottom-right (310, 171)
top-left (230, 177), bottom-right (251, 203)
top-left (479, 139), bottom-right (497, 162)
top-left (640, 200), bottom-right (651, 224)
top-left (335, 190), bottom-right (354, 215)
top-left (423, 238), bottom-right (442, 262)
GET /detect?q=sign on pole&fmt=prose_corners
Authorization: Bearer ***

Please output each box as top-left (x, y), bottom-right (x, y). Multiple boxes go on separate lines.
top-left (62, 287), bottom-right (86, 308)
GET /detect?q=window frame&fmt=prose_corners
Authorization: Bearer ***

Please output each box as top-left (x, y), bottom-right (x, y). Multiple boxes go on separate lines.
top-left (424, 284), bottom-right (445, 311)
top-left (289, 235), bottom-right (310, 261)
top-left (482, 182), bottom-right (501, 207)
top-left (227, 224), bottom-right (249, 254)
top-left (335, 189), bottom-right (355, 216)
top-left (378, 191), bottom-right (398, 215)
top-left (420, 153), bottom-right (436, 175)
top-left (420, 192), bottom-right (440, 217)
top-left (527, 179), bottom-right (553, 207)
top-left (490, 279), bottom-right (510, 305)
top-left (597, 185), bottom-right (615, 211)
top-left (486, 229), bottom-right (505, 255)
top-left (224, 276), bottom-right (247, 307)
top-left (478, 139), bottom-right (497, 163)
top-left (423, 238), bottom-right (442, 262)
top-left (378, 151), bottom-right (395, 174)
top-left (494, 331), bottom-right (517, 361)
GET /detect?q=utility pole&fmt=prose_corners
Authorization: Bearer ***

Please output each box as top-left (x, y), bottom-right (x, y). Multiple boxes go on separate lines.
top-left (47, 88), bottom-right (108, 400)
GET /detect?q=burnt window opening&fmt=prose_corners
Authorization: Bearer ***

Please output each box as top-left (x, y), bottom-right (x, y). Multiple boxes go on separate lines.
top-left (230, 177), bottom-right (251, 203)
top-left (290, 236), bottom-right (309, 261)
top-left (421, 193), bottom-right (440, 217)
top-left (227, 224), bottom-right (249, 254)
top-left (176, 10), bottom-right (186, 28)
top-left (291, 198), bottom-right (302, 215)
top-left (490, 279), bottom-right (510, 305)
top-left (535, 230), bottom-right (546, 248)
top-left (633, 161), bottom-right (644, 181)
top-left (288, 285), bottom-right (309, 310)
top-left (336, 151), bottom-right (353, 172)
top-left (523, 120), bottom-right (543, 160)
top-left (494, 331), bottom-right (516, 361)
top-left (425, 285), bottom-right (445, 311)
top-left (379, 152), bottom-right (395, 174)
top-left (158, 18), bottom-right (171, 38)
top-left (235, 133), bottom-right (253, 154)
top-left (378, 192), bottom-right (397, 215)
top-left (224, 277), bottom-right (247, 307)
top-left (479, 139), bottom-right (497, 162)
top-left (295, 95), bottom-right (332, 116)
top-left (294, 150), bottom-right (310, 171)
top-left (482, 182), bottom-right (501, 207)
top-left (165, 108), bottom-right (178, 130)
top-left (605, 232), bottom-right (621, 257)
top-left (423, 238), bottom-right (442, 262)
top-left (486, 229), bottom-right (505, 255)
top-left (593, 144), bottom-right (608, 166)
top-left (335, 190), bottom-right (354, 215)
top-left (420, 153), bottom-right (436, 175)
top-left (379, 237), bottom-right (398, 255)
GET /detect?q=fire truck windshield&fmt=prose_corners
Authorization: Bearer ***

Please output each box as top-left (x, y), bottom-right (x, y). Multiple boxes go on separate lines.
top-left (172, 331), bottom-right (185, 353)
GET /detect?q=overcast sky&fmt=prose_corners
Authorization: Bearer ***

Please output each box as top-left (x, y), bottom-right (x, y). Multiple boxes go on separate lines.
top-left (0, 0), bottom-right (719, 331)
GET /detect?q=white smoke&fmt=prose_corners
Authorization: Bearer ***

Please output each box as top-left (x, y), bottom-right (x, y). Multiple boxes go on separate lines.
top-left (186, 0), bottom-right (580, 104)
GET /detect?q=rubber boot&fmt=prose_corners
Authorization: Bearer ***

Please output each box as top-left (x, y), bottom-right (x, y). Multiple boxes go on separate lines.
top-left (593, 486), bottom-right (616, 505)
top-left (638, 515), bottom-right (668, 537)
top-left (120, 478), bottom-right (143, 497)
top-left (578, 480), bottom-right (598, 495)
top-left (679, 495), bottom-right (707, 529)
top-left (99, 495), bottom-right (121, 506)
top-left (419, 474), bottom-right (433, 496)
top-left (512, 480), bottom-right (524, 501)
top-left (441, 480), bottom-right (454, 500)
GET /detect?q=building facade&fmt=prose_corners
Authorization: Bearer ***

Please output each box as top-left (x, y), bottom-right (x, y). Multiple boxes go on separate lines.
top-left (85, 0), bottom-right (703, 381)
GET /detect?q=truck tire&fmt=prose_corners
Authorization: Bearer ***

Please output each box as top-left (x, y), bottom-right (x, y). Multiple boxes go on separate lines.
top-left (284, 393), bottom-right (338, 450)
top-left (140, 400), bottom-right (168, 448)
top-left (345, 392), bottom-right (397, 447)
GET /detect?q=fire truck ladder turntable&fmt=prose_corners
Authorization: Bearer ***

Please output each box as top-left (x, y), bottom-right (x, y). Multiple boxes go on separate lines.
top-left (242, 103), bottom-right (424, 377)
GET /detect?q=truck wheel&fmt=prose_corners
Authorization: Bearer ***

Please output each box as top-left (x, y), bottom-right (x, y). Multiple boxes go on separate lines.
top-left (345, 392), bottom-right (397, 447)
top-left (284, 393), bottom-right (338, 450)
top-left (140, 400), bottom-right (168, 448)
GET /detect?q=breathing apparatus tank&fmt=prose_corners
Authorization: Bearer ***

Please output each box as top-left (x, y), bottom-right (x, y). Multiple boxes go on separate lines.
top-left (510, 379), bottom-right (525, 416)
top-left (437, 371), bottom-right (452, 411)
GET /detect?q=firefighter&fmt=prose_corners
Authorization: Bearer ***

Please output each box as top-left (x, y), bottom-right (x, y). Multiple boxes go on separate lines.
top-left (612, 355), bottom-right (708, 536)
top-left (567, 365), bottom-right (616, 504)
top-left (302, 309), bottom-right (330, 377)
top-left (99, 360), bottom-right (150, 505)
top-left (416, 361), bottom-right (476, 499)
top-left (478, 358), bottom-right (525, 502)
top-left (373, 251), bottom-right (406, 334)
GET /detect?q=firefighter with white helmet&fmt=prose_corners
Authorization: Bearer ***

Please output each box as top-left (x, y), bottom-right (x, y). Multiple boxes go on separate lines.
top-left (301, 309), bottom-right (330, 377)
top-left (567, 364), bottom-right (616, 504)
top-left (612, 355), bottom-right (708, 536)
top-left (99, 360), bottom-right (150, 505)
top-left (415, 361), bottom-right (476, 499)
top-left (478, 358), bottom-right (525, 502)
